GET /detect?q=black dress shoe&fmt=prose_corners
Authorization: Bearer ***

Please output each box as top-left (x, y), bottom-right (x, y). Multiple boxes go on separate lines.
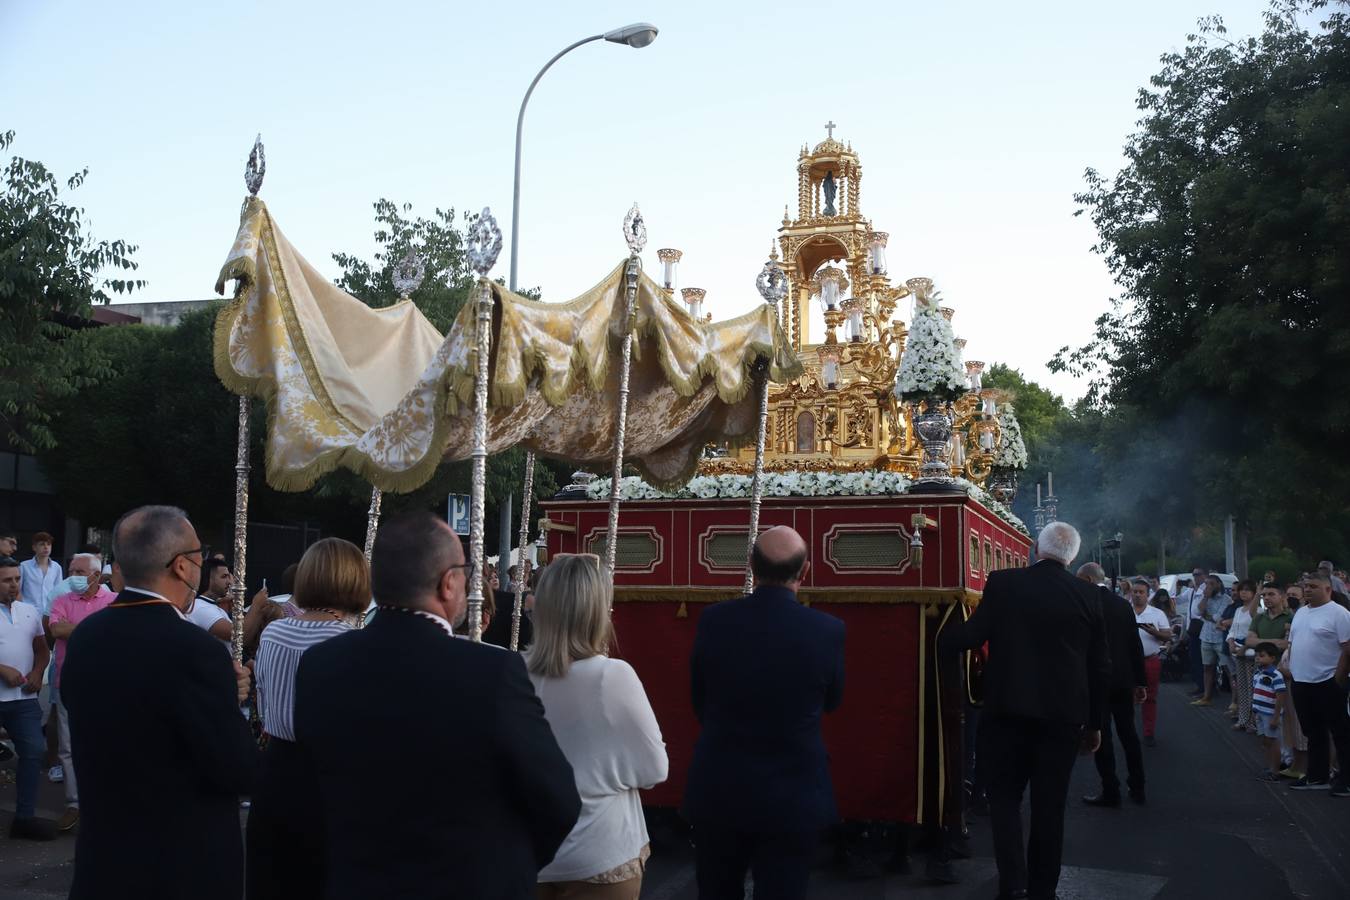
top-left (1129, 789), bottom-right (1146, 805)
top-left (8, 817), bottom-right (56, 841)
top-left (1082, 792), bottom-right (1122, 807)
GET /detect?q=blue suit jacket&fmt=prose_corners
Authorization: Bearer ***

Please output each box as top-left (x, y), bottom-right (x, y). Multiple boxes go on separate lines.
top-left (682, 585), bottom-right (846, 831)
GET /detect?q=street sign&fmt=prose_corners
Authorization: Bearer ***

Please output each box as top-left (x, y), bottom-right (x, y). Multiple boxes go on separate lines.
top-left (447, 494), bottom-right (470, 535)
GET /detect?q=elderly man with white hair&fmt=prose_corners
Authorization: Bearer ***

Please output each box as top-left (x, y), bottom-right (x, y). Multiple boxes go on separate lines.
top-left (940, 521), bottom-right (1110, 900)
top-left (46, 552), bottom-right (115, 832)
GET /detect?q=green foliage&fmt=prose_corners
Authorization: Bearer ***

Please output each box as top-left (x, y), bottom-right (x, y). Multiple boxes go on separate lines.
top-left (1049, 1), bottom-right (1350, 563)
top-left (0, 130), bottom-right (143, 451)
top-left (330, 199), bottom-right (562, 551)
top-left (1248, 554), bottom-right (1303, 584)
top-left (41, 306), bottom-right (365, 545)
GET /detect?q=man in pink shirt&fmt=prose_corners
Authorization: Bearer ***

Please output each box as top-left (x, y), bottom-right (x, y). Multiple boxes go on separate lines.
top-left (48, 553), bottom-right (114, 832)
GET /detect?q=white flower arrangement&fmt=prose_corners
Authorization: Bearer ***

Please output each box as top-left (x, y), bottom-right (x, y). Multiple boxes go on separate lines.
top-left (583, 471), bottom-right (1030, 537)
top-left (894, 302), bottom-right (967, 402)
top-left (585, 470), bottom-right (913, 502)
top-left (993, 403), bottom-right (1028, 470)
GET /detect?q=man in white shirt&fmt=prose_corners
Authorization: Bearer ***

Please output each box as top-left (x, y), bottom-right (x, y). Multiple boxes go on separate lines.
top-left (19, 532), bottom-right (62, 613)
top-left (0, 555), bottom-right (55, 840)
top-left (1132, 579), bottom-right (1172, 747)
top-left (186, 593), bottom-right (234, 655)
top-left (1286, 570), bottom-right (1350, 795)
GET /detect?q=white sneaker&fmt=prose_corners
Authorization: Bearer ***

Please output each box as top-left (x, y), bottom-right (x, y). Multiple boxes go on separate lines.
top-left (47, 765), bottom-right (64, 783)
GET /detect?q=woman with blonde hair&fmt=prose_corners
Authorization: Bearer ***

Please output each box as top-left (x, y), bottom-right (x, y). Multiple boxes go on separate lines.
top-left (246, 537), bottom-right (370, 900)
top-left (528, 554), bottom-right (668, 899)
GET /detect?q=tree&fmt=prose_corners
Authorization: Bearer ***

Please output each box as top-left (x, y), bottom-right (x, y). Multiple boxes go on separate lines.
top-left (0, 131), bottom-right (143, 452)
top-left (330, 200), bottom-right (564, 551)
top-left (41, 306), bottom-right (365, 545)
top-left (1052, 1), bottom-right (1350, 563)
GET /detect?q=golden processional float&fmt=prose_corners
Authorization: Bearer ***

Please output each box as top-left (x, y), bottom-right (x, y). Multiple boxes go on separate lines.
top-left (212, 129), bottom-right (1034, 836)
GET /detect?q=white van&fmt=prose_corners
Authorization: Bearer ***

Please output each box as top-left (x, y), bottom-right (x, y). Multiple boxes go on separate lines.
top-left (1159, 572), bottom-right (1237, 618)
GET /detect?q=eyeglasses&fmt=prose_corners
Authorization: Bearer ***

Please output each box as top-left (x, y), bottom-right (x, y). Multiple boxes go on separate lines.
top-left (164, 547), bottom-right (205, 569)
top-left (446, 562), bottom-right (477, 583)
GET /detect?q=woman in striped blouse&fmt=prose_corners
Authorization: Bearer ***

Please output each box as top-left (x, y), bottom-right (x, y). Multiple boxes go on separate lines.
top-left (246, 538), bottom-right (369, 900)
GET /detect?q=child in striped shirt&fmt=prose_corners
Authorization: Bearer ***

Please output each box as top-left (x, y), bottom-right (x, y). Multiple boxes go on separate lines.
top-left (1252, 642), bottom-right (1287, 781)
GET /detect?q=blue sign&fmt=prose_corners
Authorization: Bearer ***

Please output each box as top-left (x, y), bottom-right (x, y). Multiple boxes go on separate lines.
top-left (447, 494), bottom-right (471, 535)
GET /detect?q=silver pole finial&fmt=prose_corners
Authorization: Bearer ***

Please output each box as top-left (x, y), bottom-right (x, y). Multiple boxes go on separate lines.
top-left (244, 134), bottom-right (266, 197)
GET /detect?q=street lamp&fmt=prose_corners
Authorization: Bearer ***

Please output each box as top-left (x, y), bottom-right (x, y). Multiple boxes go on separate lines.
top-left (509, 22), bottom-right (660, 290)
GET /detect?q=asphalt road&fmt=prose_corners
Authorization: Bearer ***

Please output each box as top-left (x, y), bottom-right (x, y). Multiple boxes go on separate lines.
top-left (3, 681), bottom-right (1349, 899)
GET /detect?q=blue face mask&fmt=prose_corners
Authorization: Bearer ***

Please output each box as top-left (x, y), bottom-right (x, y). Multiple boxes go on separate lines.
top-left (67, 576), bottom-right (89, 593)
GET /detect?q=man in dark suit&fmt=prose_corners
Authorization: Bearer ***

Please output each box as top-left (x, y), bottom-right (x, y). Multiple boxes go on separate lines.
top-left (61, 505), bottom-right (256, 900)
top-left (1076, 563), bottom-right (1147, 806)
top-left (683, 525), bottom-right (846, 900)
top-left (939, 522), bottom-right (1109, 900)
top-left (293, 512), bottom-right (580, 900)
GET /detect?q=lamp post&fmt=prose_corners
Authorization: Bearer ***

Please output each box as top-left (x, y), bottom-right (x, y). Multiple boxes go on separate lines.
top-left (506, 22), bottom-right (656, 640)
top-left (509, 22), bottom-right (659, 292)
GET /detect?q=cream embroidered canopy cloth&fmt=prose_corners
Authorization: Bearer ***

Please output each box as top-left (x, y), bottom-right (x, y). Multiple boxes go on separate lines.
top-left (213, 199), bottom-right (803, 493)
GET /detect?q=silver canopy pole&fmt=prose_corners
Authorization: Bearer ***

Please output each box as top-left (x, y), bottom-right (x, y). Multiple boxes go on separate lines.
top-left (743, 253), bottom-right (788, 594)
top-left (465, 209), bottom-right (503, 642)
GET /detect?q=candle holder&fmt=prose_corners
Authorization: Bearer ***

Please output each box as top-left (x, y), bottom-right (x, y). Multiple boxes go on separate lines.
top-left (965, 360), bottom-right (985, 392)
top-left (866, 231), bottom-right (888, 275)
top-left (681, 287), bottom-right (706, 321)
top-left (818, 344), bottom-right (842, 390)
top-left (657, 248), bottom-right (682, 292)
top-left (841, 297), bottom-right (865, 342)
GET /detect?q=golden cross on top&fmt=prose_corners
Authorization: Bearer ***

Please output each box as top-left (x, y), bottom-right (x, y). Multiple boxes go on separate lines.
top-left (824, 120), bottom-right (837, 139)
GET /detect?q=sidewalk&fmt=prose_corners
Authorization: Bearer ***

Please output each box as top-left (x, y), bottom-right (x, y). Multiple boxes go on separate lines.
top-left (3, 681), bottom-right (1348, 898)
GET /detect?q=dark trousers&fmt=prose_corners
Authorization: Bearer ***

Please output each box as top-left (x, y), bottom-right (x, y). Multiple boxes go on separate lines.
top-left (693, 824), bottom-right (818, 900)
top-left (0, 699), bottom-right (43, 819)
top-left (1188, 634), bottom-right (1204, 693)
top-left (1290, 678), bottom-right (1350, 785)
top-left (1093, 691), bottom-right (1144, 796)
top-left (246, 739), bottom-right (322, 900)
top-left (982, 714), bottom-right (1080, 900)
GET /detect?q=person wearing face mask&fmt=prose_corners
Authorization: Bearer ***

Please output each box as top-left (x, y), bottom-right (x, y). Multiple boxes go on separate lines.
top-left (45, 553), bottom-right (115, 832)
top-left (60, 505), bottom-right (256, 900)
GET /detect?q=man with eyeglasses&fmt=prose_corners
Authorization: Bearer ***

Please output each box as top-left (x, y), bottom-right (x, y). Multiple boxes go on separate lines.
top-left (61, 505), bottom-right (256, 900)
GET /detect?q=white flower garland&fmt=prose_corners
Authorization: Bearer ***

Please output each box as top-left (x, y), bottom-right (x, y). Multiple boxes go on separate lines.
top-left (894, 304), bottom-right (966, 402)
top-left (583, 470), bottom-right (1030, 536)
top-left (993, 403), bottom-right (1028, 469)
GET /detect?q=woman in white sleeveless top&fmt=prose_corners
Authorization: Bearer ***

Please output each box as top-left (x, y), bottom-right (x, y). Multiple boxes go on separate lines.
top-left (527, 554), bottom-right (668, 900)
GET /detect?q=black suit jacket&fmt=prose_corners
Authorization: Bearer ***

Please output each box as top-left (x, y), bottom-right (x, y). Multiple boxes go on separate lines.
top-left (62, 590), bottom-right (256, 900)
top-left (293, 608), bottom-right (580, 900)
top-left (1097, 585), bottom-right (1146, 699)
top-left (682, 585), bottom-right (846, 831)
top-left (940, 560), bottom-right (1109, 728)
top-left (482, 592), bottom-right (532, 649)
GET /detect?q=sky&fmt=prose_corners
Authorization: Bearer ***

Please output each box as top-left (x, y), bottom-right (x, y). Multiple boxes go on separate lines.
top-left (3, 0), bottom-right (1273, 400)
